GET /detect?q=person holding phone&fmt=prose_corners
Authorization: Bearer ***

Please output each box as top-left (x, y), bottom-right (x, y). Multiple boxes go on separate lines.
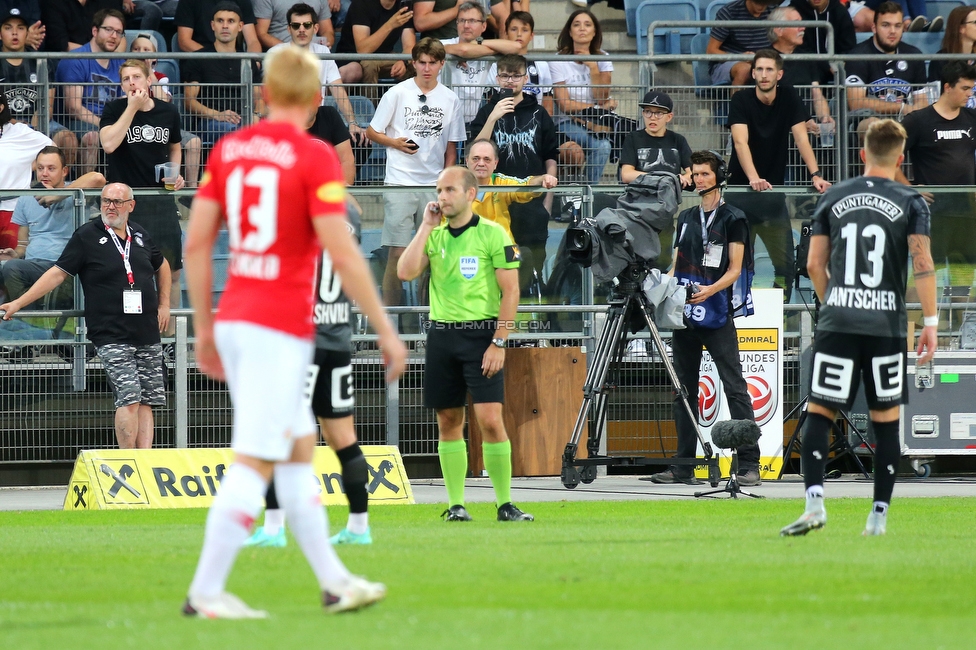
top-left (396, 165), bottom-right (532, 524)
top-left (469, 54), bottom-right (559, 291)
top-left (366, 38), bottom-right (466, 308)
top-left (334, 0), bottom-right (418, 86)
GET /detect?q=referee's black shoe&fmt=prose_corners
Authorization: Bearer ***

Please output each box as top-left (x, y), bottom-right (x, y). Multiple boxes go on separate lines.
top-left (441, 505), bottom-right (473, 522)
top-left (497, 502), bottom-right (534, 522)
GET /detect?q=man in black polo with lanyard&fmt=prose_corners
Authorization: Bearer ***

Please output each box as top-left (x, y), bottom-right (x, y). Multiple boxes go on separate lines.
top-left (1, 182), bottom-right (171, 449)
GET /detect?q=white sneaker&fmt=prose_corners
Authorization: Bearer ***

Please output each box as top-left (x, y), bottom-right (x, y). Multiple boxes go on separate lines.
top-left (863, 511), bottom-right (887, 536)
top-left (571, 0), bottom-right (589, 6)
top-left (780, 503), bottom-right (827, 536)
top-left (323, 575), bottom-right (387, 613)
top-left (182, 592), bottom-right (269, 619)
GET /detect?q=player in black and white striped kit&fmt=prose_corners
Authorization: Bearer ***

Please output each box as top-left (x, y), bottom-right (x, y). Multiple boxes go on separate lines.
top-left (781, 119), bottom-right (938, 537)
top-left (245, 205), bottom-right (375, 546)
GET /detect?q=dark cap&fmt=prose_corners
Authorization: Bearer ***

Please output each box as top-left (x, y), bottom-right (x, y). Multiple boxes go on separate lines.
top-left (0, 1), bottom-right (29, 26)
top-left (638, 90), bottom-right (673, 112)
top-left (212, 1), bottom-right (243, 19)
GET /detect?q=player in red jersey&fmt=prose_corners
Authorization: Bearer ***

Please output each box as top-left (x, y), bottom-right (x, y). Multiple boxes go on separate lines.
top-left (181, 45), bottom-right (406, 619)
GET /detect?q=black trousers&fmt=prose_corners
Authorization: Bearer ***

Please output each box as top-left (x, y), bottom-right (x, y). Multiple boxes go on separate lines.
top-left (671, 319), bottom-right (760, 473)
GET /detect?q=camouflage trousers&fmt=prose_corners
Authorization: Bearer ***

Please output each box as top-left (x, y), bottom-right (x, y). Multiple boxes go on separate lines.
top-left (96, 343), bottom-right (166, 408)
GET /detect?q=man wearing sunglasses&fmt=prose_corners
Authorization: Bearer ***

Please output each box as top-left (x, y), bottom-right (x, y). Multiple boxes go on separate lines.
top-left (269, 4), bottom-right (368, 141)
top-left (255, 0), bottom-right (334, 49)
top-left (1, 182), bottom-right (172, 450)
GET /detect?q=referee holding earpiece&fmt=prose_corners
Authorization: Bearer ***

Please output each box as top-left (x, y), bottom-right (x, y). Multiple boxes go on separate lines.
top-left (397, 166), bottom-right (534, 523)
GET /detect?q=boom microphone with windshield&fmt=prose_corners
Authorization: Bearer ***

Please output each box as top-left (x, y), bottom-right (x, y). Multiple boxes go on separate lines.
top-left (710, 419), bottom-right (762, 450)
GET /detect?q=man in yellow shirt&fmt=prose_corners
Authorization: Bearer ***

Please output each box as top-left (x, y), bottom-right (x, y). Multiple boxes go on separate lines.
top-left (467, 138), bottom-right (557, 288)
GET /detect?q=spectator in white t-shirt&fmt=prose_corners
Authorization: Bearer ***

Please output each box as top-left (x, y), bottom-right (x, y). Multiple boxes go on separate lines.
top-left (549, 9), bottom-right (613, 184)
top-left (366, 37), bottom-right (466, 307)
top-left (0, 95), bottom-right (51, 255)
top-left (439, 2), bottom-right (519, 128)
top-left (270, 7), bottom-right (370, 143)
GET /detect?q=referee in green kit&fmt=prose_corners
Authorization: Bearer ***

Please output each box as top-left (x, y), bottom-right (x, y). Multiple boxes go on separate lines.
top-left (397, 166), bottom-right (534, 523)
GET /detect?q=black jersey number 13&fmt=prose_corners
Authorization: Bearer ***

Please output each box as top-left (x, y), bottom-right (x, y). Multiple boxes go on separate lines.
top-left (839, 223), bottom-right (885, 287)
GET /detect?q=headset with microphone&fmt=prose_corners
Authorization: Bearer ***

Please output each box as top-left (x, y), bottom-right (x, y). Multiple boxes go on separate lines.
top-left (697, 149), bottom-right (728, 196)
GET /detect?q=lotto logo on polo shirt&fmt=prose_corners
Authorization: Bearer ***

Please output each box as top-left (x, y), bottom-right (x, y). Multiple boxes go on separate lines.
top-left (459, 256), bottom-right (478, 279)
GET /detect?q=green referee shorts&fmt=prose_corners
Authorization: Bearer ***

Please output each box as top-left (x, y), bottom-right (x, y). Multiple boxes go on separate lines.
top-left (424, 321), bottom-right (505, 410)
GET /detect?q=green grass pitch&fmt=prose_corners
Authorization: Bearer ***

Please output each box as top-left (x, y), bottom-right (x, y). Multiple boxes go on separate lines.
top-left (1, 498), bottom-right (973, 649)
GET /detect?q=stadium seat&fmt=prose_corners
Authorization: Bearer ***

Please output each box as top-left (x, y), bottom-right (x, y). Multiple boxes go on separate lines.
top-left (636, 0), bottom-right (700, 55)
top-left (926, 0), bottom-right (965, 22)
top-left (155, 59), bottom-right (180, 85)
top-left (705, 0), bottom-right (732, 24)
top-left (691, 32), bottom-right (730, 123)
top-left (691, 32), bottom-right (712, 87)
top-left (900, 31), bottom-right (945, 54)
top-left (624, 0), bottom-right (640, 35)
top-left (124, 29), bottom-right (168, 52)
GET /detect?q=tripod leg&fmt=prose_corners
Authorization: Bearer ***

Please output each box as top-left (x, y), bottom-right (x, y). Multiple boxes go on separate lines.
top-left (777, 400), bottom-right (808, 480)
top-left (565, 304), bottom-right (630, 457)
top-left (828, 415), bottom-right (871, 480)
top-left (636, 295), bottom-right (713, 459)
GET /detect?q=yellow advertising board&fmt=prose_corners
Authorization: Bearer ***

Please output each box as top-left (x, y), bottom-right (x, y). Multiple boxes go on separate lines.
top-left (64, 446), bottom-right (413, 510)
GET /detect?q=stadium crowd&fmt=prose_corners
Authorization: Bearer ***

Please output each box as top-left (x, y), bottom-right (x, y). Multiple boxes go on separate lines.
top-left (1, 0), bottom-right (974, 313)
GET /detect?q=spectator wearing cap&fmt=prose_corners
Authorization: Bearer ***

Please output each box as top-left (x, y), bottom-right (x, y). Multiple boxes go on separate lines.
top-left (617, 90), bottom-right (691, 271)
top-left (619, 91), bottom-right (692, 188)
top-left (0, 2), bottom-right (80, 165)
top-left (0, 0), bottom-right (43, 50)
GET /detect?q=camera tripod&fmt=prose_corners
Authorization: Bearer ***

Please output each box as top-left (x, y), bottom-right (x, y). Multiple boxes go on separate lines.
top-left (776, 396), bottom-right (873, 480)
top-left (561, 265), bottom-right (720, 489)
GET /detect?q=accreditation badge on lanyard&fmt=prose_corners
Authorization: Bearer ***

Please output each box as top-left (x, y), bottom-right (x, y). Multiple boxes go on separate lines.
top-left (106, 224), bottom-right (143, 314)
top-left (700, 203), bottom-right (723, 269)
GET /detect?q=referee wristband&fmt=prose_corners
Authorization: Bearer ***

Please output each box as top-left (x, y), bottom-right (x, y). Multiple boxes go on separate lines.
top-left (923, 316), bottom-right (938, 327)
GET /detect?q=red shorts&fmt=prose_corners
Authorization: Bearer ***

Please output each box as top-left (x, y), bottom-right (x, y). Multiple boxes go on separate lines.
top-left (0, 210), bottom-right (16, 250)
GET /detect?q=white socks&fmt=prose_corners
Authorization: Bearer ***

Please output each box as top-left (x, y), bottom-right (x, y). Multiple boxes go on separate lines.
top-left (263, 508), bottom-right (285, 536)
top-left (806, 485), bottom-right (825, 511)
top-left (346, 512), bottom-right (369, 535)
top-left (275, 463), bottom-right (351, 592)
top-left (189, 463), bottom-right (268, 599)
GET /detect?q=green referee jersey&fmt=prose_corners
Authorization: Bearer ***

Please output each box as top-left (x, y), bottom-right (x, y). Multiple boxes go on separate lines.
top-left (425, 215), bottom-right (521, 322)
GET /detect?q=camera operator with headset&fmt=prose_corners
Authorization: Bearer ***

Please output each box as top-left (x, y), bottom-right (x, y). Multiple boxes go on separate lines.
top-left (649, 150), bottom-right (762, 487)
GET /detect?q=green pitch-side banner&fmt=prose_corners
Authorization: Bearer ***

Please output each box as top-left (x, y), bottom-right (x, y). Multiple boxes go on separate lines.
top-left (64, 447), bottom-right (413, 510)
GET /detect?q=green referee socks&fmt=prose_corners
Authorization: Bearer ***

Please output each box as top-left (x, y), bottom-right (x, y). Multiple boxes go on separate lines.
top-left (438, 439), bottom-right (468, 507)
top-left (482, 440), bottom-right (513, 507)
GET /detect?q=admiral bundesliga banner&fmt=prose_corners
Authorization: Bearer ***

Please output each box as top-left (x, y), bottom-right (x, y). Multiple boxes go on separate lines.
top-left (64, 446), bottom-right (413, 510)
top-left (694, 288), bottom-right (784, 481)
